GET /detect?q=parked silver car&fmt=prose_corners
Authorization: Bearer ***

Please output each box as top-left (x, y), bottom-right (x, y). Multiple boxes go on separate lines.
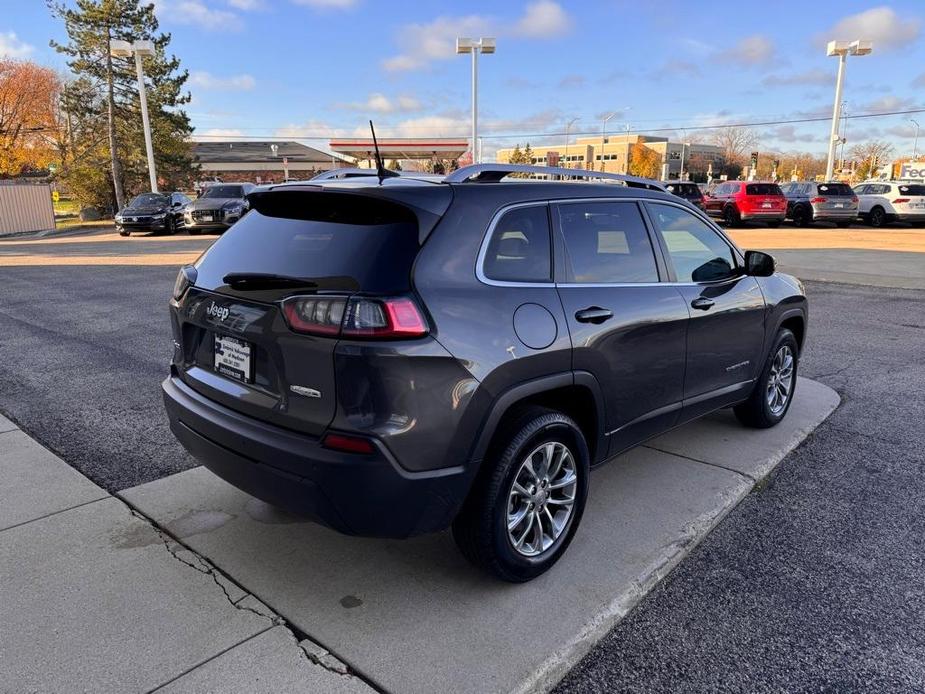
top-left (780, 181), bottom-right (857, 227)
top-left (184, 183), bottom-right (256, 235)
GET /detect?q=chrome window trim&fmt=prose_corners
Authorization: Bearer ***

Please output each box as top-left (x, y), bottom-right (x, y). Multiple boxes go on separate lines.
top-left (475, 196), bottom-right (744, 289)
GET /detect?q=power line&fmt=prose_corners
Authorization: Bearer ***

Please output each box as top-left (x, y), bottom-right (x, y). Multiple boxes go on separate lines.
top-left (188, 107), bottom-right (925, 142)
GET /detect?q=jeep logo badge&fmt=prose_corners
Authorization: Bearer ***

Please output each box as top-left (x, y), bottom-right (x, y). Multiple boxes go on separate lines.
top-left (206, 301), bottom-right (230, 322)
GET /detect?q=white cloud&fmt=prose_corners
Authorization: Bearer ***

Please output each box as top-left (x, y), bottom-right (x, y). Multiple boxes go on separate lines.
top-left (199, 128), bottom-right (246, 137)
top-left (514, 1), bottom-right (573, 38)
top-left (912, 73), bottom-right (925, 89)
top-left (0, 31), bottom-right (34, 58)
top-left (383, 14), bottom-right (492, 72)
top-left (818, 6), bottom-right (921, 50)
top-left (292, 0), bottom-right (358, 8)
top-left (766, 125), bottom-right (820, 144)
top-left (153, 1), bottom-right (242, 31)
top-left (383, 3), bottom-right (572, 72)
top-left (762, 68), bottom-right (831, 87)
top-left (189, 70), bottom-right (256, 90)
top-left (859, 95), bottom-right (920, 113)
top-left (715, 34), bottom-right (775, 64)
top-left (336, 92), bottom-right (423, 113)
top-left (227, 0), bottom-right (261, 9)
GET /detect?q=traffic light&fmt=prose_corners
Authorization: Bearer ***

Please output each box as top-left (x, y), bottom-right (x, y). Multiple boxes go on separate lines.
top-left (750, 151), bottom-right (759, 169)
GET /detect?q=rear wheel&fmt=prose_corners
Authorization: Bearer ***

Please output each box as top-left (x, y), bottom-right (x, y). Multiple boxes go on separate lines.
top-left (452, 407), bottom-right (589, 582)
top-left (868, 206), bottom-right (887, 228)
top-left (723, 206), bottom-right (740, 227)
top-left (734, 329), bottom-right (798, 429)
top-left (792, 206), bottom-right (810, 227)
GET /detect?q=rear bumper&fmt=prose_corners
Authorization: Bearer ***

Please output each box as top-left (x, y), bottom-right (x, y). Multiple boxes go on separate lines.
top-left (740, 211), bottom-right (785, 221)
top-left (811, 208), bottom-right (857, 221)
top-left (162, 375), bottom-right (470, 538)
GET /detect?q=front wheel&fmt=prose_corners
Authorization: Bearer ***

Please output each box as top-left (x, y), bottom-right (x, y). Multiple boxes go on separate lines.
top-left (452, 407), bottom-right (589, 582)
top-left (734, 329), bottom-right (798, 429)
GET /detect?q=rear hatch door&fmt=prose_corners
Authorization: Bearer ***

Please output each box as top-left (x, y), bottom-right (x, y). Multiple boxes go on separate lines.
top-left (174, 187), bottom-right (443, 436)
top-left (816, 182), bottom-right (858, 212)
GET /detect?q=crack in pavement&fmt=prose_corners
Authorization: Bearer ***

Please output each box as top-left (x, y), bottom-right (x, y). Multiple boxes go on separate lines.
top-left (119, 504), bottom-right (376, 686)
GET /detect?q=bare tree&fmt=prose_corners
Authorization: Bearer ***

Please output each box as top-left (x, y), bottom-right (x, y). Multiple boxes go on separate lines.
top-left (848, 140), bottom-right (894, 179)
top-left (709, 126), bottom-right (758, 167)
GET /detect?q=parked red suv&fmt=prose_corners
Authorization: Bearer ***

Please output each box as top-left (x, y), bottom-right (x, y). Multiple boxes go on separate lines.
top-left (704, 181), bottom-right (786, 227)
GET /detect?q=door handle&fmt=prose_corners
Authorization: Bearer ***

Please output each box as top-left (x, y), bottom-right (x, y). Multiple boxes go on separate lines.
top-left (575, 307), bottom-right (613, 324)
top-left (691, 297), bottom-right (715, 311)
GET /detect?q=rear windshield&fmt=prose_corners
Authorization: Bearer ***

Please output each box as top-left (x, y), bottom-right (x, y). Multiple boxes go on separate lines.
top-left (195, 198), bottom-right (419, 293)
top-left (666, 183), bottom-right (701, 197)
top-left (898, 184), bottom-right (925, 195)
top-left (745, 184), bottom-right (783, 196)
top-left (202, 185), bottom-right (244, 199)
top-left (817, 183), bottom-right (855, 196)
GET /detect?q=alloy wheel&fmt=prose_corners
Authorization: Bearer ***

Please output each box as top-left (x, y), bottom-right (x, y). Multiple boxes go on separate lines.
top-left (506, 441), bottom-right (577, 557)
top-left (766, 345), bottom-right (795, 415)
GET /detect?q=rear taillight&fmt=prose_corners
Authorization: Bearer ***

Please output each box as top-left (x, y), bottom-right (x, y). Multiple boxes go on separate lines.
top-left (281, 296), bottom-right (346, 335)
top-left (281, 295), bottom-right (427, 339)
top-left (172, 265), bottom-right (197, 301)
top-left (810, 196), bottom-right (827, 203)
top-left (851, 196), bottom-right (859, 203)
top-left (893, 198), bottom-right (910, 204)
top-left (322, 432), bottom-right (375, 455)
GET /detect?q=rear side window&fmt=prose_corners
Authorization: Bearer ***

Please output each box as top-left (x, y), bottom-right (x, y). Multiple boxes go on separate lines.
top-left (745, 183), bottom-right (783, 196)
top-left (818, 183), bottom-right (854, 196)
top-left (898, 184), bottom-right (925, 195)
top-left (195, 194), bottom-right (420, 293)
top-left (648, 203), bottom-right (737, 283)
top-left (556, 202), bottom-right (658, 283)
top-left (482, 205), bottom-right (552, 282)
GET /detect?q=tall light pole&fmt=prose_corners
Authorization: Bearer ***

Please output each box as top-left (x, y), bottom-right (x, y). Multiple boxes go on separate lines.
top-left (456, 37), bottom-right (495, 164)
top-left (564, 117), bottom-right (578, 168)
top-left (824, 39), bottom-right (872, 182)
top-left (110, 39), bottom-right (158, 192)
top-left (911, 119), bottom-right (920, 160)
top-left (600, 113), bottom-right (616, 171)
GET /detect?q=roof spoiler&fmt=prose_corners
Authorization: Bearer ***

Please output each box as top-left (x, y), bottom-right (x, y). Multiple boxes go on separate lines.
top-left (444, 164), bottom-right (667, 191)
top-left (310, 168), bottom-right (382, 181)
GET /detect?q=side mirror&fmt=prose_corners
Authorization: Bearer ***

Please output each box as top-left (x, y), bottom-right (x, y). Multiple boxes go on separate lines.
top-left (744, 250), bottom-right (775, 277)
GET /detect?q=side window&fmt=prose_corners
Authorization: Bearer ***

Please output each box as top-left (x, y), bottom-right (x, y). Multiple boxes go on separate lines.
top-left (648, 203), bottom-right (737, 283)
top-left (854, 185), bottom-right (868, 195)
top-left (482, 205), bottom-right (552, 283)
top-left (556, 201), bottom-right (658, 284)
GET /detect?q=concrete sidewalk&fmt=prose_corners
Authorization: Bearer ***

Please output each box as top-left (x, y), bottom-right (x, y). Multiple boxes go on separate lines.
top-left (121, 378), bottom-right (839, 694)
top-left (0, 412), bottom-right (375, 693)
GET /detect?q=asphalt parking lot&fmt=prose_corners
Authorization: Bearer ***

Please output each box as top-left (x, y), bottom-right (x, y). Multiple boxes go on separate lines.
top-left (1, 225), bottom-right (924, 690)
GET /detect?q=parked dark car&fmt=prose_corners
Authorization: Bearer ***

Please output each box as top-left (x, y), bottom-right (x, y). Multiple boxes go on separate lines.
top-left (663, 180), bottom-right (706, 210)
top-left (183, 183), bottom-right (256, 235)
top-left (780, 181), bottom-right (858, 227)
top-left (163, 164), bottom-right (807, 582)
top-left (115, 192), bottom-right (190, 236)
top-left (704, 181), bottom-right (787, 227)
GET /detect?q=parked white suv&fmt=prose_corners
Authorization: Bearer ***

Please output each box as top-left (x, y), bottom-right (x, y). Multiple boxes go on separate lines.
top-left (853, 181), bottom-right (925, 227)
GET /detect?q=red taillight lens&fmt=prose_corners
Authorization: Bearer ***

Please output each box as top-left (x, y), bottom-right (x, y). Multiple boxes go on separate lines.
top-left (322, 432), bottom-right (375, 455)
top-left (851, 196), bottom-right (859, 203)
top-left (893, 198), bottom-right (910, 204)
top-left (281, 296), bottom-right (346, 335)
top-left (341, 297), bottom-right (427, 338)
top-left (810, 196), bottom-right (827, 203)
top-left (281, 295), bottom-right (427, 339)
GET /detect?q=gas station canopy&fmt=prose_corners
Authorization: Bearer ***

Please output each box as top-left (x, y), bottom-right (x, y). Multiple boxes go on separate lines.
top-left (329, 138), bottom-right (469, 161)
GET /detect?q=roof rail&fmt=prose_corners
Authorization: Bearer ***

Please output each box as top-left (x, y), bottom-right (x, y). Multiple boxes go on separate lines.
top-left (310, 167), bottom-right (397, 181)
top-left (444, 163), bottom-right (666, 191)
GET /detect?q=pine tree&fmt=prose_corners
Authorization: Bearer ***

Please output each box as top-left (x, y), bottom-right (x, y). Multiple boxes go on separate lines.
top-left (49, 0), bottom-right (195, 209)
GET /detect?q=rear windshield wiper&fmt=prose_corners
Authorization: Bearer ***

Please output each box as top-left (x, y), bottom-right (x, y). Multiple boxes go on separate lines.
top-left (223, 272), bottom-right (318, 290)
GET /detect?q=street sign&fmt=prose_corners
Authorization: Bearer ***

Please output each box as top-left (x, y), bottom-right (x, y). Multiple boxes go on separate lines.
top-left (52, 191), bottom-right (60, 203)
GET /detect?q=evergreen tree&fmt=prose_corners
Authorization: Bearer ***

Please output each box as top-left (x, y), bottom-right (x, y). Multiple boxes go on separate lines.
top-left (49, 0), bottom-right (195, 209)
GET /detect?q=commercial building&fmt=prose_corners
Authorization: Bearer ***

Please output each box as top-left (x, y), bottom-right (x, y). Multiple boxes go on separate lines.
top-left (495, 134), bottom-right (724, 180)
top-left (193, 141), bottom-right (350, 184)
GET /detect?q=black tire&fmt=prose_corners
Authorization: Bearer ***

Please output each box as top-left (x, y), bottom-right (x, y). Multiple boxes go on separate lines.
top-left (118, 229), bottom-right (130, 237)
top-left (734, 328), bottom-right (799, 429)
top-left (452, 407), bottom-right (590, 582)
top-left (723, 206), bottom-right (740, 227)
top-left (868, 206), bottom-right (887, 228)
top-left (187, 227), bottom-right (202, 236)
top-left (792, 206), bottom-right (809, 227)
top-left (167, 216), bottom-right (177, 235)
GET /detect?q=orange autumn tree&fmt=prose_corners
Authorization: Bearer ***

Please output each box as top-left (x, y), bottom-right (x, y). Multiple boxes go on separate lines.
top-left (628, 142), bottom-right (661, 179)
top-left (0, 59), bottom-right (62, 176)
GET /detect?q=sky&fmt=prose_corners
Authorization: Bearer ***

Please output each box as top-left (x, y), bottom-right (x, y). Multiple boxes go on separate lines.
top-left (3, 0), bottom-right (925, 159)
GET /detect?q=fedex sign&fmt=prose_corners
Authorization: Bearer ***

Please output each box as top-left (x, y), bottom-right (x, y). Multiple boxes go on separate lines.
top-left (899, 161), bottom-right (925, 179)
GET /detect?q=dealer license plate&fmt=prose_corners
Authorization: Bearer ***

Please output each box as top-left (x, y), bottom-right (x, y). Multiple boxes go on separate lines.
top-left (762, 202), bottom-right (772, 208)
top-left (833, 203), bottom-right (844, 208)
top-left (201, 214), bottom-right (213, 222)
top-left (214, 334), bottom-right (252, 383)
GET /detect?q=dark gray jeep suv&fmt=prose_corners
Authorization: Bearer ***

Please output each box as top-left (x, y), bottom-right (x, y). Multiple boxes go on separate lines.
top-left (163, 164), bottom-right (807, 581)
